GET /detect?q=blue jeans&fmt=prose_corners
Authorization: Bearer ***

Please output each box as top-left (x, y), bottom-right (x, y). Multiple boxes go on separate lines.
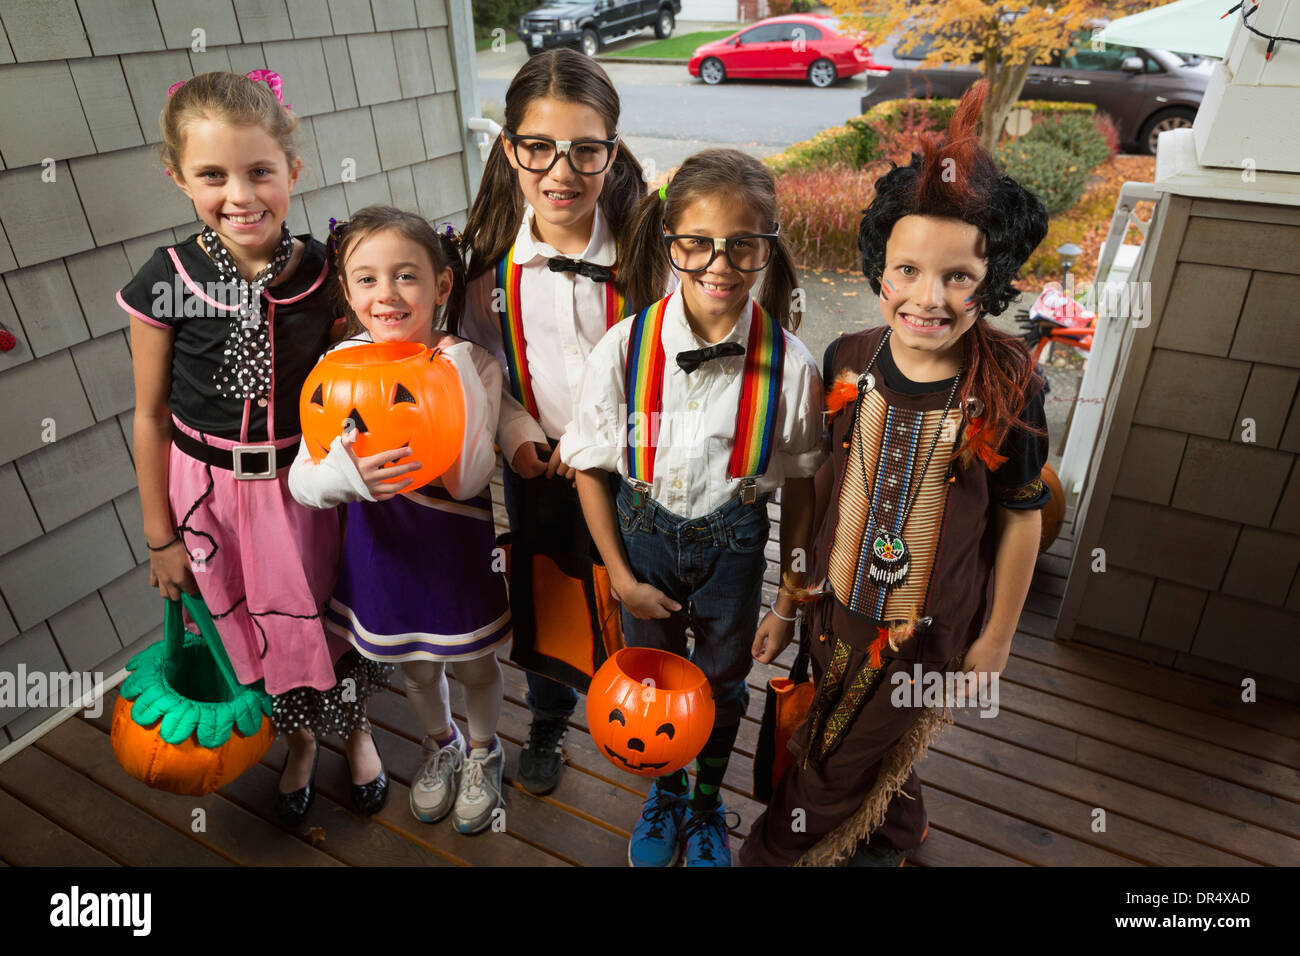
top-left (502, 444), bottom-right (580, 721)
top-left (614, 479), bottom-right (769, 730)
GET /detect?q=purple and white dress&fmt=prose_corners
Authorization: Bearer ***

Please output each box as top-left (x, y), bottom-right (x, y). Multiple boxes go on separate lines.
top-left (288, 333), bottom-right (511, 664)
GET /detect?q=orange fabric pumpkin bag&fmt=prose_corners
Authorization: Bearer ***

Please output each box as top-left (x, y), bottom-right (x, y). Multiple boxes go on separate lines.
top-left (111, 594), bottom-right (273, 796)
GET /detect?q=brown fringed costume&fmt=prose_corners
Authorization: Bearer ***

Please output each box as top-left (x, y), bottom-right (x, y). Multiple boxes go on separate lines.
top-left (738, 326), bottom-right (1049, 867)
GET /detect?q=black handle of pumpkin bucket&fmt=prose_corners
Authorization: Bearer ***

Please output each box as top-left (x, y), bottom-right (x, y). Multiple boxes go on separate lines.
top-left (162, 594), bottom-right (246, 698)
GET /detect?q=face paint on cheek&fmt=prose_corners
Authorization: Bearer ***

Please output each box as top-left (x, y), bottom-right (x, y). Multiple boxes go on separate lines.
top-left (881, 277), bottom-right (896, 299)
top-left (963, 294), bottom-right (977, 314)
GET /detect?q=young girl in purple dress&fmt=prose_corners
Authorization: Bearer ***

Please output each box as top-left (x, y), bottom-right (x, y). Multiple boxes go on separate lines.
top-left (289, 206), bottom-right (510, 834)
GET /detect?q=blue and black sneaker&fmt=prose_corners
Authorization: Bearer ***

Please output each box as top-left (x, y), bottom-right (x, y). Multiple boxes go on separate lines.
top-left (628, 780), bottom-right (687, 867)
top-left (682, 800), bottom-right (740, 867)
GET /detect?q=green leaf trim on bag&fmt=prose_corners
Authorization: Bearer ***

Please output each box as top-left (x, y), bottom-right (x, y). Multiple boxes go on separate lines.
top-left (118, 595), bottom-right (273, 747)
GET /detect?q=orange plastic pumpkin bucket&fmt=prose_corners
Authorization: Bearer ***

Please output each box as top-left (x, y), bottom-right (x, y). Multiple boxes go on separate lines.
top-left (586, 648), bottom-right (715, 777)
top-left (299, 341), bottom-right (466, 490)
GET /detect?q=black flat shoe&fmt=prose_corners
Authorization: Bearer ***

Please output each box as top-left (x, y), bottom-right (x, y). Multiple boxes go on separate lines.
top-left (275, 741), bottom-right (320, 828)
top-left (350, 738), bottom-right (389, 816)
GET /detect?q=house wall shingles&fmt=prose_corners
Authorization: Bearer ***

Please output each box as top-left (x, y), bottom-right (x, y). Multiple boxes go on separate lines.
top-left (1153, 263), bottom-right (1248, 357)
top-left (155, 0), bottom-right (244, 48)
top-left (69, 58), bottom-right (149, 154)
top-left (1232, 271), bottom-right (1300, 367)
top-left (79, 0), bottom-right (167, 57)
top-left (1235, 364), bottom-right (1300, 449)
top-left (0, 463), bottom-right (42, 559)
top-left (0, 0), bottom-right (92, 62)
top-left (0, 8), bottom-right (477, 738)
top-left (1072, 198), bottom-right (1300, 680)
top-left (0, 164), bottom-right (98, 269)
top-left (285, 0), bottom-right (333, 39)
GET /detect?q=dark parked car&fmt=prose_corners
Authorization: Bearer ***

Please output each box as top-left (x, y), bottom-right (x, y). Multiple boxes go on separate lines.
top-left (860, 30), bottom-right (1213, 154)
top-left (519, 1), bottom-right (682, 57)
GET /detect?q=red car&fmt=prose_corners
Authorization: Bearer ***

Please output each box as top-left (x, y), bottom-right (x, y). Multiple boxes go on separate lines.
top-left (688, 15), bottom-right (887, 88)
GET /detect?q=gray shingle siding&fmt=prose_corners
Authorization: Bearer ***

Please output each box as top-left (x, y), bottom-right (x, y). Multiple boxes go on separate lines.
top-left (1066, 200), bottom-right (1300, 686)
top-left (0, 0), bottom-right (476, 740)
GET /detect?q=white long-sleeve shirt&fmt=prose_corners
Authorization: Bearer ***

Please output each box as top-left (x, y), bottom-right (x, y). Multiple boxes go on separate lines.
top-left (288, 333), bottom-right (502, 508)
top-left (560, 291), bottom-right (827, 519)
top-left (461, 203), bottom-right (620, 467)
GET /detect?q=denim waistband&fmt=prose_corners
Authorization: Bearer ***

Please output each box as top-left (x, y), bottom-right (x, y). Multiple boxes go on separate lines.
top-left (616, 478), bottom-right (769, 544)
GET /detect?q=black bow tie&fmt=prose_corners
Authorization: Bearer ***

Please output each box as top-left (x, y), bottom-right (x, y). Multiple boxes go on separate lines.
top-left (548, 256), bottom-right (613, 283)
top-left (676, 342), bottom-right (745, 373)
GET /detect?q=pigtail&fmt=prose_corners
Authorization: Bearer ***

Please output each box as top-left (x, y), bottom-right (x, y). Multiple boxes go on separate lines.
top-left (604, 144), bottom-right (648, 303)
top-left (621, 190), bottom-right (673, 314)
top-left (757, 230), bottom-right (800, 332)
top-left (463, 137), bottom-right (524, 282)
top-left (436, 230), bottom-right (468, 337)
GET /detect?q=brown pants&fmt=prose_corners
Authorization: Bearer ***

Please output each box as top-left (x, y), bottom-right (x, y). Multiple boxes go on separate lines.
top-left (739, 641), bottom-right (933, 867)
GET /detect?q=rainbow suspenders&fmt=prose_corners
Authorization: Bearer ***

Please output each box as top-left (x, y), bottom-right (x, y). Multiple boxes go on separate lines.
top-left (624, 296), bottom-right (785, 507)
top-left (496, 244), bottom-right (626, 420)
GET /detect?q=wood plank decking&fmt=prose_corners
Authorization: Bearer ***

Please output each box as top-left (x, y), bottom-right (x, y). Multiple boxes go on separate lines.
top-left (2, 480), bottom-right (1298, 866)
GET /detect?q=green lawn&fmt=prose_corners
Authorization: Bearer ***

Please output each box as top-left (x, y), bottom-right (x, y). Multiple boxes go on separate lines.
top-left (603, 29), bottom-right (736, 59)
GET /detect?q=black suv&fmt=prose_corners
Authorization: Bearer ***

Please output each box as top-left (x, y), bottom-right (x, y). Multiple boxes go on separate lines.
top-left (519, 1), bottom-right (682, 57)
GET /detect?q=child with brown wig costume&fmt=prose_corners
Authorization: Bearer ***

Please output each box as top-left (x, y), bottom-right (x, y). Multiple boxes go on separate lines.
top-left (739, 80), bottom-right (1052, 867)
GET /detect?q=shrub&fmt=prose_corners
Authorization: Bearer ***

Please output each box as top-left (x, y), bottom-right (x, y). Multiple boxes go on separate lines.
top-left (864, 99), bottom-right (941, 168)
top-left (997, 139), bottom-right (1089, 216)
top-left (1023, 113), bottom-right (1111, 172)
top-left (776, 164), bottom-right (882, 271)
top-left (765, 97), bottom-right (1096, 175)
top-left (1024, 186), bottom-right (1113, 281)
top-left (789, 0), bottom-right (818, 11)
top-left (1093, 111), bottom-right (1121, 159)
top-left (473, 0), bottom-right (534, 37)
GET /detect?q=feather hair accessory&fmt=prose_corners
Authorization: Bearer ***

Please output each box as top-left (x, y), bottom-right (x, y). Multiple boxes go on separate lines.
top-left (824, 369), bottom-right (861, 422)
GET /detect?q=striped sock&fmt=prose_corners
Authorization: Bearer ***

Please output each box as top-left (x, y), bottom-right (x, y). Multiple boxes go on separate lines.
top-left (691, 723), bottom-right (740, 810)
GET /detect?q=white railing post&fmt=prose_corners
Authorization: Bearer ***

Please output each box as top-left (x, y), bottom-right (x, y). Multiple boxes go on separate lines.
top-left (1057, 182), bottom-right (1160, 496)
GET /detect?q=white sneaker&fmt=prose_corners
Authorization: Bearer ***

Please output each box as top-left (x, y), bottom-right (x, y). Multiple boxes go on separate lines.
top-left (410, 729), bottom-right (465, 823)
top-left (452, 738), bottom-right (505, 835)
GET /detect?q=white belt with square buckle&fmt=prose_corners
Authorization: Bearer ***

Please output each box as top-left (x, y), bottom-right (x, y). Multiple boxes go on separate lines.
top-left (232, 443), bottom-right (278, 480)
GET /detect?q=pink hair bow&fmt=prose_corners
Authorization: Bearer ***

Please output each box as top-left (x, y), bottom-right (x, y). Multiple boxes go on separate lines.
top-left (166, 70), bottom-right (292, 111)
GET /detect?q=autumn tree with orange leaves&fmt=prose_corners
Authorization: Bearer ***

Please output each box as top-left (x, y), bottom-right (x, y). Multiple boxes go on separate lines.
top-left (832, 0), bottom-right (1156, 152)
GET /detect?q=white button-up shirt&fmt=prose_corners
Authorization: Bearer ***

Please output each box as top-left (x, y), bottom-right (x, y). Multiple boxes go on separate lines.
top-left (560, 290), bottom-right (827, 519)
top-left (462, 203), bottom-right (620, 466)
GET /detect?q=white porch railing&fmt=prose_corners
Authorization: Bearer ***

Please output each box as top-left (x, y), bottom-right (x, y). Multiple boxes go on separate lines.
top-left (1056, 181), bottom-right (1161, 496)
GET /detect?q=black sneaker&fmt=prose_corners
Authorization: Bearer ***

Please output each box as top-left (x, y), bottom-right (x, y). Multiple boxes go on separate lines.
top-left (517, 715), bottom-right (568, 794)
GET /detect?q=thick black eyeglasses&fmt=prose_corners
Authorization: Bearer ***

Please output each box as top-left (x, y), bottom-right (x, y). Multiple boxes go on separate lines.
top-left (503, 131), bottom-right (620, 175)
top-left (662, 230), bottom-right (780, 273)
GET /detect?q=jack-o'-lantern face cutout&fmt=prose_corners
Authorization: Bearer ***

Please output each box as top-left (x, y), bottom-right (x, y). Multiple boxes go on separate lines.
top-left (299, 341), bottom-right (466, 490)
top-left (587, 648), bottom-right (715, 778)
top-left (603, 707), bottom-right (677, 772)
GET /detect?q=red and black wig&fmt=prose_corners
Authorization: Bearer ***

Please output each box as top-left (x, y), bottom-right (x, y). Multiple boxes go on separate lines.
top-left (857, 81), bottom-right (1050, 469)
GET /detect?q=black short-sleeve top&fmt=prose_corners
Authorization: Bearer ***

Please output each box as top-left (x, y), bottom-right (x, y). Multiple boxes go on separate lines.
top-left (117, 234), bottom-right (337, 441)
top-left (823, 334), bottom-right (1051, 510)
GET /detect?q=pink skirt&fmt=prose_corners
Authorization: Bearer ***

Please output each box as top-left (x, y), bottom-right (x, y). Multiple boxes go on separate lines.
top-left (168, 416), bottom-right (345, 695)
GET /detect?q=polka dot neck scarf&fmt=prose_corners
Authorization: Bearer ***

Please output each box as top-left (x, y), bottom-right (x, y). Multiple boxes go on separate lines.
top-left (200, 223), bottom-right (295, 401)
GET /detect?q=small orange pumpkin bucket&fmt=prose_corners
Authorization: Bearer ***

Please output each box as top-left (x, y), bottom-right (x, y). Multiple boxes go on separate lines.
top-left (586, 648), bottom-right (715, 777)
top-left (299, 341), bottom-right (466, 490)
top-left (111, 594), bottom-right (273, 796)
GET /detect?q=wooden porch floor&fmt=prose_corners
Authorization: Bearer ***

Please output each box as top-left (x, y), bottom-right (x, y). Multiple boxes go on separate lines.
top-left (2, 494), bottom-right (1299, 866)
